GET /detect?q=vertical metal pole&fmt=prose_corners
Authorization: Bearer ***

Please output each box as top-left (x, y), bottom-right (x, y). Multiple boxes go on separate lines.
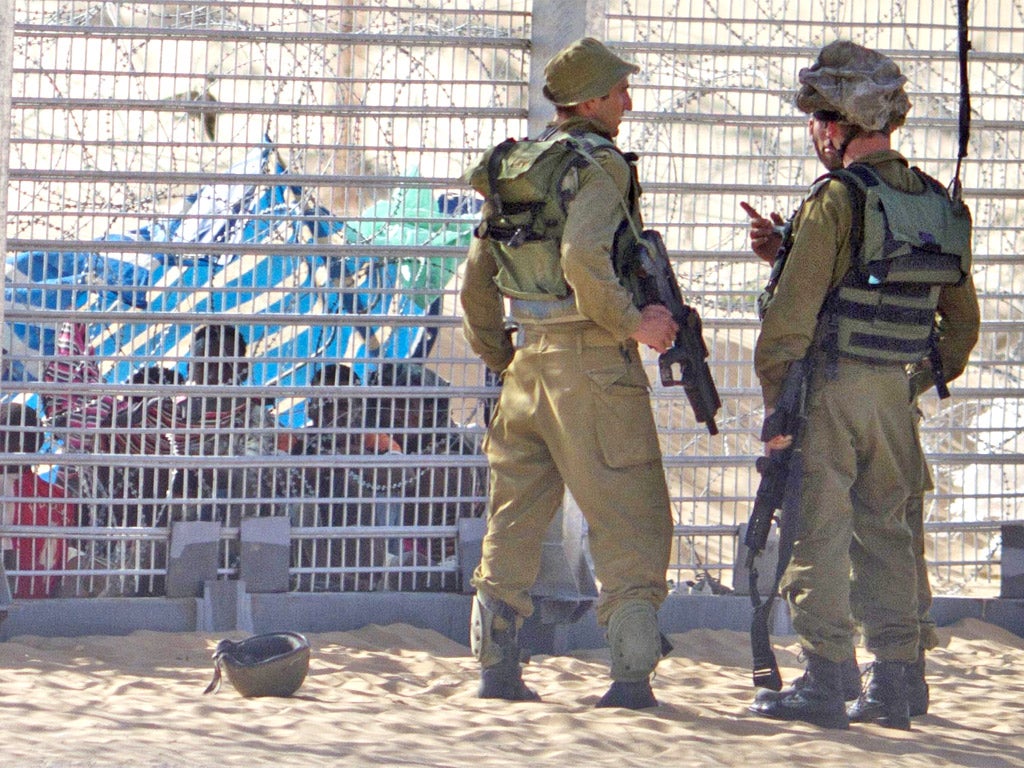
top-left (524, 0), bottom-right (609, 611)
top-left (0, 0), bottom-right (12, 345)
top-left (527, 0), bottom-right (607, 137)
top-left (0, 0), bottom-right (9, 611)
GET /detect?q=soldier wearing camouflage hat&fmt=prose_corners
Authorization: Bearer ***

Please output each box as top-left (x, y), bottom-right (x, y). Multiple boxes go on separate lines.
top-left (748, 40), bottom-right (980, 730)
top-left (461, 37), bottom-right (677, 709)
top-left (794, 40), bottom-right (912, 157)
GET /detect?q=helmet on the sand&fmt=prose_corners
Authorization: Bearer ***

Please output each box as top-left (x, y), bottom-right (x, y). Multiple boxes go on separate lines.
top-left (203, 631), bottom-right (310, 698)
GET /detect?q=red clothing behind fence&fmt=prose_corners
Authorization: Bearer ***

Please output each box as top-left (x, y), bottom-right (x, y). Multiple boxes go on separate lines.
top-left (6, 470), bottom-right (74, 598)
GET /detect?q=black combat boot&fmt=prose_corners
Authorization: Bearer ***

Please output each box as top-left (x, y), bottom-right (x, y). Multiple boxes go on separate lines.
top-left (479, 653), bottom-right (540, 702)
top-left (596, 680), bottom-right (658, 710)
top-left (472, 594), bottom-right (540, 702)
top-left (595, 601), bottom-right (666, 710)
top-left (841, 655), bottom-right (862, 701)
top-left (846, 660), bottom-right (911, 730)
top-left (749, 653), bottom-right (850, 729)
top-left (477, 622), bottom-right (540, 701)
top-left (907, 652), bottom-right (929, 717)
top-left (753, 654), bottom-right (861, 706)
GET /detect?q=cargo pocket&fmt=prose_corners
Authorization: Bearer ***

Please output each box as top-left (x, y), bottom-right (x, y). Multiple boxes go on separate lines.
top-left (586, 364), bottom-right (661, 469)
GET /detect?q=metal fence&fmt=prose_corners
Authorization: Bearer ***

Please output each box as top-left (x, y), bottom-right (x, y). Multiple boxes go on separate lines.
top-left (1, 0), bottom-right (1020, 601)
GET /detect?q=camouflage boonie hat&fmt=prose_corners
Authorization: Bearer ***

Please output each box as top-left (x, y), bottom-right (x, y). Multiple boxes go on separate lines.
top-left (543, 37), bottom-right (639, 106)
top-left (795, 40), bottom-right (911, 132)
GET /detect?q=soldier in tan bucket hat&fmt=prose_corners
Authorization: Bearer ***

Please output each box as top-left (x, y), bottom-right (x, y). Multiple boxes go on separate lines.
top-left (461, 37), bottom-right (677, 710)
top-left (542, 36), bottom-right (640, 108)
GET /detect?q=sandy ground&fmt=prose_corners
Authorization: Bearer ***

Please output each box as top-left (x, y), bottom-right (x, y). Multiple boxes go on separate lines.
top-left (1, 618), bottom-right (1021, 767)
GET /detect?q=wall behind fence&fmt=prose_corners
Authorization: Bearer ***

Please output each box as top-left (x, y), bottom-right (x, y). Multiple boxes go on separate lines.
top-left (1, 0), bottom-right (1020, 602)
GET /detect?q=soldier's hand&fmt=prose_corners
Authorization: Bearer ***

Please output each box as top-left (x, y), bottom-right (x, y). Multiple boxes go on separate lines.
top-left (763, 433), bottom-right (794, 455)
top-left (741, 201), bottom-right (785, 265)
top-left (632, 304), bottom-right (678, 354)
top-left (761, 406), bottom-right (794, 455)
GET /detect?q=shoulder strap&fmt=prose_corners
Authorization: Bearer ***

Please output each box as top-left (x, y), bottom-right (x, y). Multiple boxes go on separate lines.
top-left (825, 166), bottom-right (872, 277)
top-left (814, 168), bottom-right (869, 380)
top-left (484, 138), bottom-right (518, 216)
top-left (838, 162), bottom-right (881, 188)
top-left (911, 166), bottom-right (949, 197)
top-left (565, 135), bottom-right (644, 242)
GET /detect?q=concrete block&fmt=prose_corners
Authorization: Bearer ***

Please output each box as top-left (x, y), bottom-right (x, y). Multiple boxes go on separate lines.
top-left (533, 495), bottom-right (598, 603)
top-left (733, 522), bottom-right (780, 597)
top-left (239, 516), bottom-right (291, 594)
top-left (196, 580), bottom-right (254, 633)
top-left (166, 521), bottom-right (221, 598)
top-left (0, 552), bottom-right (11, 628)
top-left (1, 551), bottom-right (13, 609)
top-left (198, 579), bottom-right (247, 633)
top-left (981, 597), bottom-right (1024, 637)
top-left (457, 516), bottom-right (486, 594)
top-left (1001, 524), bottom-right (1024, 599)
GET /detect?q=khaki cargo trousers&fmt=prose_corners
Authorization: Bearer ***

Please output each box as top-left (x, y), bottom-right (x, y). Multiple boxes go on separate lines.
top-left (471, 325), bottom-right (673, 626)
top-left (782, 358), bottom-right (925, 663)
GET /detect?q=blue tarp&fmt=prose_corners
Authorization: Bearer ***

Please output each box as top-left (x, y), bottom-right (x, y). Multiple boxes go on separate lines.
top-left (3, 139), bottom-right (479, 426)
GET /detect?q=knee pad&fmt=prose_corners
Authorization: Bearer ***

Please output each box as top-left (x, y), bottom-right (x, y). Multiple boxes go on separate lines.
top-left (470, 592), bottom-right (519, 668)
top-left (607, 600), bottom-right (663, 682)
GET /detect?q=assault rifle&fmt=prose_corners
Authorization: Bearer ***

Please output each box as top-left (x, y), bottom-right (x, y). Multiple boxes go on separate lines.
top-left (634, 230), bottom-right (722, 435)
top-left (743, 357), bottom-right (811, 690)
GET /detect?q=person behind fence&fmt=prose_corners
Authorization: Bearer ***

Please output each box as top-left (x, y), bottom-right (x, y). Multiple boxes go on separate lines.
top-left (743, 113), bottom-right (952, 718)
top-left (748, 40), bottom-right (980, 730)
top-left (104, 364), bottom-right (185, 528)
top-left (362, 363), bottom-right (488, 590)
top-left (298, 362), bottom-right (487, 592)
top-left (170, 324), bottom-right (282, 525)
top-left (460, 37), bottom-right (678, 709)
top-left (296, 363), bottom-right (387, 591)
top-left (0, 402), bottom-right (75, 598)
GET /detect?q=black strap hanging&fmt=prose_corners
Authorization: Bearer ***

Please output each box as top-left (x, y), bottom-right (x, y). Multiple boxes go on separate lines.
top-left (952, 0), bottom-right (972, 202)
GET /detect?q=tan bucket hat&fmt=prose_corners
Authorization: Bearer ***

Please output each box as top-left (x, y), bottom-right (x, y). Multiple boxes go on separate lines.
top-left (543, 37), bottom-right (639, 106)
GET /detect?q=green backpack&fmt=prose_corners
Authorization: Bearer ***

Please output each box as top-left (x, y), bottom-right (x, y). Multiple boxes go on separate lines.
top-left (463, 132), bottom-right (620, 304)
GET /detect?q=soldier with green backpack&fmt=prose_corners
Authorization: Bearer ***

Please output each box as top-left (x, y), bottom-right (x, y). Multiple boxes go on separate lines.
top-left (460, 37), bottom-right (678, 710)
top-left (747, 40), bottom-right (980, 730)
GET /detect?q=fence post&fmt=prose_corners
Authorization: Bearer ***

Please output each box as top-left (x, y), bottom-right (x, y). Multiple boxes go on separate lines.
top-left (527, 0), bottom-right (608, 137)
top-left (0, 0), bottom-right (13, 345)
top-left (519, 1), bottom-right (610, 638)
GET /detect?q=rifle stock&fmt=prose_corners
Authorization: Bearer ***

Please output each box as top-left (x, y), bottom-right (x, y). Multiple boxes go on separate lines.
top-left (634, 230), bottom-right (722, 435)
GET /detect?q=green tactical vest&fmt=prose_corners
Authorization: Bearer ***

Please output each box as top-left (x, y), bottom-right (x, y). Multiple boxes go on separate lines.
top-left (463, 130), bottom-right (642, 321)
top-left (822, 163), bottom-right (972, 375)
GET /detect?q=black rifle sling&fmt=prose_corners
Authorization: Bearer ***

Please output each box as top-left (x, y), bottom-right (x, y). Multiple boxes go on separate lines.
top-left (749, 360), bottom-right (810, 690)
top-left (748, 450), bottom-right (786, 690)
top-left (749, 445), bottom-right (805, 690)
